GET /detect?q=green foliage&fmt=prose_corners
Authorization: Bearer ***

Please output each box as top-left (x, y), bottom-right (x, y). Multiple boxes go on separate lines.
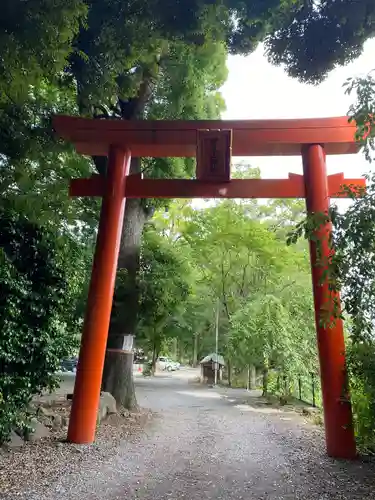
top-left (347, 342), bottom-right (375, 450)
top-left (0, 0), bottom-right (87, 104)
top-left (137, 40), bottom-right (228, 210)
top-left (0, 79), bottom-right (99, 239)
top-left (265, 0), bottom-right (375, 83)
top-left (336, 71), bottom-right (375, 450)
top-left (151, 182), bottom-right (318, 381)
top-left (136, 225), bottom-right (193, 360)
top-left (67, 0), bottom-right (321, 113)
top-left (345, 70), bottom-right (375, 161)
top-left (229, 267), bottom-right (316, 387)
top-left (0, 204), bottom-right (79, 443)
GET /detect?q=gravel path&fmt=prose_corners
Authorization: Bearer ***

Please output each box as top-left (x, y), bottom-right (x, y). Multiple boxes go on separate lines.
top-left (3, 371), bottom-right (375, 499)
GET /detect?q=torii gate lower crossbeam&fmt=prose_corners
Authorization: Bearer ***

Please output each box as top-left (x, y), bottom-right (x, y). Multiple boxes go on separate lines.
top-left (53, 115), bottom-right (365, 459)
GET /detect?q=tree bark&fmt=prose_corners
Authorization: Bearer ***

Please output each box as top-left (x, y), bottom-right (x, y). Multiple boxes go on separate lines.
top-left (102, 350), bottom-right (137, 410)
top-left (193, 334), bottom-right (198, 367)
top-left (94, 75), bottom-right (157, 409)
top-left (151, 332), bottom-right (160, 375)
top-left (248, 365), bottom-right (256, 390)
top-left (262, 367), bottom-right (269, 396)
top-left (227, 359), bottom-right (232, 387)
top-left (172, 338), bottom-right (178, 360)
top-left (176, 337), bottom-right (181, 360)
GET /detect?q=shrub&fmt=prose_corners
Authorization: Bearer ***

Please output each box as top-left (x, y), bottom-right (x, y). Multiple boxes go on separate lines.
top-left (347, 342), bottom-right (375, 452)
top-left (0, 205), bottom-right (78, 443)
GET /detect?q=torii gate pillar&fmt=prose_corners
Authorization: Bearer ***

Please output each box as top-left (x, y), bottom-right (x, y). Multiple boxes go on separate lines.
top-left (67, 147), bottom-right (131, 444)
top-left (302, 144), bottom-right (356, 459)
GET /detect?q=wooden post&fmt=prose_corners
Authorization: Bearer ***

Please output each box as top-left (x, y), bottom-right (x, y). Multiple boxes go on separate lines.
top-left (302, 144), bottom-right (356, 459)
top-left (67, 147), bottom-right (131, 444)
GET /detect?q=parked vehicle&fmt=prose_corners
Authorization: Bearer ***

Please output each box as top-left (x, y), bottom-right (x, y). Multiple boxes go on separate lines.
top-left (157, 356), bottom-right (180, 372)
top-left (60, 357), bottom-right (78, 373)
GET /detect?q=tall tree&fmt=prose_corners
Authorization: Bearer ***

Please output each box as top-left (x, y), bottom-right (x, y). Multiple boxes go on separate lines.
top-left (1, 0), bottom-right (86, 104)
top-left (265, 0), bottom-right (375, 83)
top-left (179, 197), bottom-right (315, 382)
top-left (99, 40), bottom-right (228, 405)
top-left (138, 227), bottom-right (192, 368)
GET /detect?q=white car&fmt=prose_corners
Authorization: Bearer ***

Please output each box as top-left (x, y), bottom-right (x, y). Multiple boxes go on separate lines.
top-left (157, 357), bottom-right (180, 371)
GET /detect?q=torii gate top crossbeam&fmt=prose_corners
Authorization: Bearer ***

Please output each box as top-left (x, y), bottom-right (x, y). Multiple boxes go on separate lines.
top-left (53, 115), bottom-right (359, 157)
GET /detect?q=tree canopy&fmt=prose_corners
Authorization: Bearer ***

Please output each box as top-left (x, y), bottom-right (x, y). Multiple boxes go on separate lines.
top-left (265, 0), bottom-right (375, 83)
top-left (148, 188), bottom-right (317, 392)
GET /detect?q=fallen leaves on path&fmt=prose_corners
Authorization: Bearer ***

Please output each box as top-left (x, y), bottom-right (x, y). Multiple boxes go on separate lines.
top-left (0, 406), bottom-right (152, 499)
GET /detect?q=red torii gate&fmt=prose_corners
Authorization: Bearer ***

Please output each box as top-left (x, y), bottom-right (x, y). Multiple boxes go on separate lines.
top-left (53, 115), bottom-right (365, 459)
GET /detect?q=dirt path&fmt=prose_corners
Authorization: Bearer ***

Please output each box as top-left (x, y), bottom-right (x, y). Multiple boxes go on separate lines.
top-left (4, 371), bottom-right (375, 499)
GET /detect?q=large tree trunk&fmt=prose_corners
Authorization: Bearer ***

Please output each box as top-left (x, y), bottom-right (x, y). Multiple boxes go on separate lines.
top-left (102, 180), bottom-right (147, 409)
top-left (176, 337), bottom-right (181, 360)
top-left (151, 331), bottom-right (161, 375)
top-left (172, 338), bottom-right (178, 360)
top-left (248, 365), bottom-right (256, 390)
top-left (193, 334), bottom-right (198, 367)
top-left (102, 350), bottom-right (137, 409)
top-left (227, 359), bottom-right (232, 387)
top-left (96, 81), bottom-right (156, 408)
top-left (262, 366), bottom-right (269, 396)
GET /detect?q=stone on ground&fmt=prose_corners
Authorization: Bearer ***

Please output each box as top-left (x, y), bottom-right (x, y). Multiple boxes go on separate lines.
top-left (7, 431), bottom-right (24, 448)
top-left (25, 418), bottom-right (50, 441)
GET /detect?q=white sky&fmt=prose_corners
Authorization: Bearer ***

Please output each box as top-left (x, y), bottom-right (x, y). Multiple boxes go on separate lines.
top-left (220, 37), bottom-right (375, 180)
